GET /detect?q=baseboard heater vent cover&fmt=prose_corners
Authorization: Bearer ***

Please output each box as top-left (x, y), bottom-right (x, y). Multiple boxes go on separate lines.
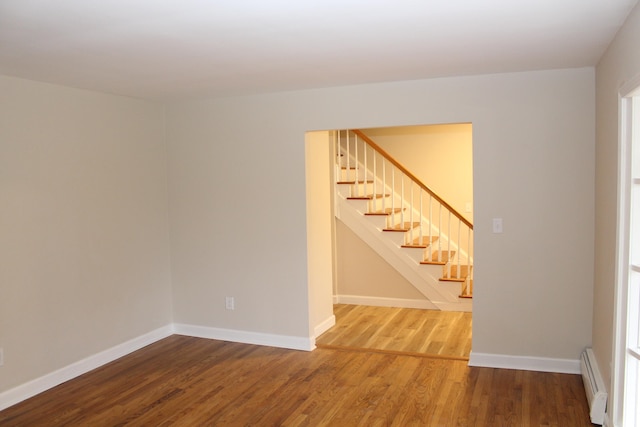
top-left (580, 348), bottom-right (607, 425)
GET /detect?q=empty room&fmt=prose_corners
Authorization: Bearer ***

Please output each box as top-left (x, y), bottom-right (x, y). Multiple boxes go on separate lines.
top-left (2, 1), bottom-right (640, 425)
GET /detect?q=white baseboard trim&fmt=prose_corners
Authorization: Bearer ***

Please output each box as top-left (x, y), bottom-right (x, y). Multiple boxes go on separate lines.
top-left (313, 315), bottom-right (336, 341)
top-left (335, 294), bottom-right (439, 310)
top-left (469, 351), bottom-right (581, 374)
top-left (0, 325), bottom-right (174, 412)
top-left (173, 323), bottom-right (315, 352)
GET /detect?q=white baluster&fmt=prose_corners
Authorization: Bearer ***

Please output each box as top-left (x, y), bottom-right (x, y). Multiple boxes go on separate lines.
top-left (336, 131), bottom-right (340, 181)
top-left (354, 133), bottom-right (359, 197)
top-left (346, 131), bottom-right (350, 178)
top-left (382, 161), bottom-right (386, 213)
top-left (437, 204), bottom-right (442, 262)
top-left (409, 181), bottom-right (414, 244)
top-left (373, 151), bottom-right (377, 208)
top-left (419, 189), bottom-right (424, 247)
top-left (391, 168), bottom-right (395, 228)
top-left (429, 195), bottom-right (433, 257)
top-left (467, 227), bottom-right (472, 285)
top-left (363, 142), bottom-right (368, 197)
top-left (447, 211), bottom-right (452, 278)
top-left (457, 219), bottom-right (462, 279)
top-left (400, 175), bottom-right (405, 229)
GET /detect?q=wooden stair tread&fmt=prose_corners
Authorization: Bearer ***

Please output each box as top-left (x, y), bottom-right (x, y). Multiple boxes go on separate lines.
top-left (401, 236), bottom-right (439, 248)
top-left (337, 180), bottom-right (374, 184)
top-left (420, 251), bottom-right (455, 265)
top-left (383, 222), bottom-right (420, 232)
top-left (440, 277), bottom-right (466, 282)
top-left (347, 194), bottom-right (389, 200)
top-left (365, 208), bottom-right (404, 216)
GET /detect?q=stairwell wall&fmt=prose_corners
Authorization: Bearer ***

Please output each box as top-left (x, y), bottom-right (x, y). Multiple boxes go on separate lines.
top-left (166, 67), bottom-right (595, 362)
top-left (335, 219), bottom-right (430, 303)
top-left (362, 123), bottom-right (473, 223)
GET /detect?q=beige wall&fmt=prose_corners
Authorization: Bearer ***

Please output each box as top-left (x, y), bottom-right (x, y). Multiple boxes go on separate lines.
top-left (0, 76), bottom-right (173, 392)
top-left (166, 67), bottom-right (595, 360)
top-left (594, 1), bottom-right (640, 410)
top-left (0, 63), bottom-right (598, 397)
top-left (363, 124), bottom-right (473, 222)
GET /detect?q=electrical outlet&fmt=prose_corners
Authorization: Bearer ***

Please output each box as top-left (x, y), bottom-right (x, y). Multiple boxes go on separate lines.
top-left (0, 348), bottom-right (4, 366)
top-left (225, 297), bottom-right (235, 310)
top-left (492, 218), bottom-right (503, 233)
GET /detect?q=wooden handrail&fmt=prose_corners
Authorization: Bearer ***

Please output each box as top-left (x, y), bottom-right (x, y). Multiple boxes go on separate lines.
top-left (352, 129), bottom-right (473, 230)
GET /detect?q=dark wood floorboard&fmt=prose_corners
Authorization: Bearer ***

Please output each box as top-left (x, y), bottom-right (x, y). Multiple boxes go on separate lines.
top-left (316, 304), bottom-right (472, 359)
top-left (0, 335), bottom-right (592, 426)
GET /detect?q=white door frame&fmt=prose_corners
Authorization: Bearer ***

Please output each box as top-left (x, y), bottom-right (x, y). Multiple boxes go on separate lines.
top-left (612, 76), bottom-right (640, 427)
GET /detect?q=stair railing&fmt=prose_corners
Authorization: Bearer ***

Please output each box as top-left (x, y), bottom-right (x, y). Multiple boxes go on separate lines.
top-left (336, 129), bottom-right (474, 297)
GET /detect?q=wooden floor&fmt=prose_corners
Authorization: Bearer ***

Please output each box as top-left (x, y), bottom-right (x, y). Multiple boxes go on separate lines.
top-left (0, 335), bottom-right (592, 426)
top-left (316, 304), bottom-right (472, 359)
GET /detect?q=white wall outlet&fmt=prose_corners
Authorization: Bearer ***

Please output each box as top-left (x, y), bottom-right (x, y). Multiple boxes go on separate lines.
top-left (225, 297), bottom-right (235, 310)
top-left (0, 348), bottom-right (4, 366)
top-left (465, 202), bottom-right (472, 213)
top-left (492, 218), bottom-right (503, 233)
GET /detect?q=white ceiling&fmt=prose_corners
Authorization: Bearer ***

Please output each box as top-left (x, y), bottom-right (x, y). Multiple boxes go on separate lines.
top-left (0, 0), bottom-right (638, 100)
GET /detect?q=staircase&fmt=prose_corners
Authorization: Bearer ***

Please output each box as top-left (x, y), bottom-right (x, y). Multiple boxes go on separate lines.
top-left (334, 130), bottom-right (473, 312)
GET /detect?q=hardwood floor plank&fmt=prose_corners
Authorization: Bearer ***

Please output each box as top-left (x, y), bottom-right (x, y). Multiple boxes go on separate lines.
top-left (316, 304), bottom-right (472, 359)
top-left (0, 336), bottom-right (591, 426)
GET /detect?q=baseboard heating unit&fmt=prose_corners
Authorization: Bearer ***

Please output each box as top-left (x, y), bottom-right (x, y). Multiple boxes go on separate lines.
top-left (580, 348), bottom-right (607, 425)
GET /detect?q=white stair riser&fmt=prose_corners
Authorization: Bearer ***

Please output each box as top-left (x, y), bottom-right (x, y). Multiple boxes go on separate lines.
top-left (403, 247), bottom-right (427, 263)
top-left (338, 168), bottom-right (369, 182)
top-left (363, 214), bottom-right (388, 230)
top-left (336, 184), bottom-right (353, 199)
top-left (381, 230), bottom-right (407, 246)
top-left (343, 198), bottom-right (369, 214)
